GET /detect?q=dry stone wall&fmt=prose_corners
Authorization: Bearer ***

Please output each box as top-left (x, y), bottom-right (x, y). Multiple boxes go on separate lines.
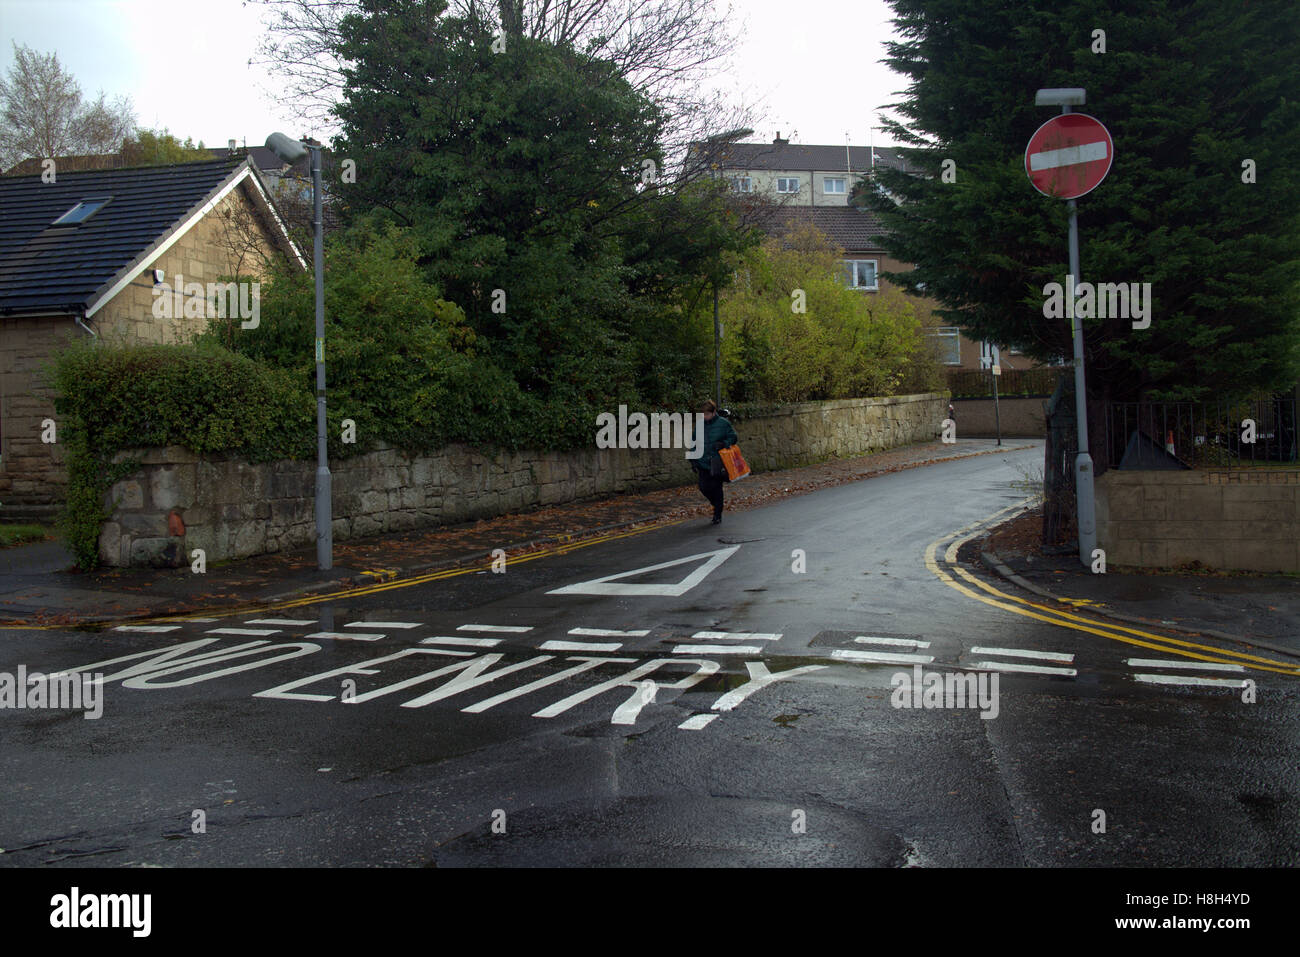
top-left (99, 392), bottom-right (945, 567)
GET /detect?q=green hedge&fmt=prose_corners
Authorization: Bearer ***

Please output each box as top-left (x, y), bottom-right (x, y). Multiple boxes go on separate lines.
top-left (50, 341), bottom-right (315, 569)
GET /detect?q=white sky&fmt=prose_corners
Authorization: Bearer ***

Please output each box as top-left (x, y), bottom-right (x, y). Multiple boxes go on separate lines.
top-left (0, 0), bottom-right (906, 150)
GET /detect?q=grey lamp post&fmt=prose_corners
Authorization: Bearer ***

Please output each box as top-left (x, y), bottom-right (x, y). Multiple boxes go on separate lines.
top-left (1033, 88), bottom-right (1097, 565)
top-left (266, 132), bottom-right (332, 570)
top-left (705, 126), bottom-right (753, 408)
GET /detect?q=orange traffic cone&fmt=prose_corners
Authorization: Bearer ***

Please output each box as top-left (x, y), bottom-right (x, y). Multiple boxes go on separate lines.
top-left (1166, 431), bottom-right (1176, 455)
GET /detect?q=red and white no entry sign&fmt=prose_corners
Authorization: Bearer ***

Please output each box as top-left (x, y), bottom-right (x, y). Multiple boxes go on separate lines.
top-left (1025, 113), bottom-right (1113, 199)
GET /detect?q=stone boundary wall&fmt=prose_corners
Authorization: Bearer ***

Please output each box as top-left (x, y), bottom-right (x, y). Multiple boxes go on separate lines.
top-left (100, 392), bottom-right (945, 567)
top-left (950, 397), bottom-right (1047, 438)
top-left (1096, 469), bottom-right (1300, 572)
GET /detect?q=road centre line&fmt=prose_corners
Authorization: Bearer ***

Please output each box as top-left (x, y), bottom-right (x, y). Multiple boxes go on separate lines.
top-left (458, 624), bottom-right (534, 633)
top-left (305, 631), bottom-right (385, 641)
top-left (970, 646), bottom-right (1075, 663)
top-left (246, 619), bottom-right (316, 626)
top-left (569, 627), bottom-right (650, 637)
top-left (113, 625), bottom-right (181, 633)
top-left (206, 628), bottom-right (281, 636)
top-left (346, 621), bottom-right (422, 629)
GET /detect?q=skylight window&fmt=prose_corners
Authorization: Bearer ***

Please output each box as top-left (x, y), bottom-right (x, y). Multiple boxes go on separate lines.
top-left (52, 197), bottom-right (110, 226)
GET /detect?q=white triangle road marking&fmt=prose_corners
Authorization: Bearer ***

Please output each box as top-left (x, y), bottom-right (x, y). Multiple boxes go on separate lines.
top-left (547, 546), bottom-right (741, 597)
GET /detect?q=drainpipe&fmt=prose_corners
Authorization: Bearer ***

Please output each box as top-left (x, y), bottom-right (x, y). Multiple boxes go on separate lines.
top-left (74, 312), bottom-right (97, 338)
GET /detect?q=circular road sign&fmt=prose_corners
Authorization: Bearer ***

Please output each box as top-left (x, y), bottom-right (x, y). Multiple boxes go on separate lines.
top-left (1025, 113), bottom-right (1114, 199)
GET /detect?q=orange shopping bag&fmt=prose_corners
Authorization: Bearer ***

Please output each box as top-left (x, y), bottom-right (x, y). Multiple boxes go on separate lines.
top-left (718, 444), bottom-right (750, 482)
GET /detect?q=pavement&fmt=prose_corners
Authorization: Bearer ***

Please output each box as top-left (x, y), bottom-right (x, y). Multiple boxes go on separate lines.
top-left (977, 514), bottom-right (1300, 661)
top-left (0, 438), bottom-right (1030, 627)
top-left (4, 435), bottom-right (1297, 659)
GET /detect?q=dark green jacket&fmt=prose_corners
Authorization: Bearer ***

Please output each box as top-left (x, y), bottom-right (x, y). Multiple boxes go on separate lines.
top-left (693, 415), bottom-right (738, 473)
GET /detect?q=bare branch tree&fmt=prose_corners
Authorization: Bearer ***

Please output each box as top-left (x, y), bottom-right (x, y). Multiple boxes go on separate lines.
top-left (249, 0), bottom-right (758, 172)
top-left (0, 43), bottom-right (136, 171)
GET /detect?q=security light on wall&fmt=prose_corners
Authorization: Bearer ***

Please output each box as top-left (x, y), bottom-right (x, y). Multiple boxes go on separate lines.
top-left (1034, 88), bottom-right (1086, 107)
top-left (152, 269), bottom-right (164, 285)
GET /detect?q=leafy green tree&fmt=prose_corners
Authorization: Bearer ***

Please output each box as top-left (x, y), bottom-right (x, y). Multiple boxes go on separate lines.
top-left (120, 128), bottom-right (212, 166)
top-left (721, 225), bottom-right (934, 403)
top-left (198, 223), bottom-right (501, 453)
top-left (329, 0), bottom-right (747, 419)
top-left (864, 0), bottom-right (1300, 404)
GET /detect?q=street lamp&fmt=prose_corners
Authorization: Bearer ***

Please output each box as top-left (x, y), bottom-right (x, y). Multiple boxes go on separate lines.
top-left (266, 132), bottom-right (332, 570)
top-left (706, 126), bottom-right (754, 408)
top-left (1033, 88), bottom-right (1097, 565)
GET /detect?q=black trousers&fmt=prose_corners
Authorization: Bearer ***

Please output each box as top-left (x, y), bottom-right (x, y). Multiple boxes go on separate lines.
top-left (696, 467), bottom-right (725, 515)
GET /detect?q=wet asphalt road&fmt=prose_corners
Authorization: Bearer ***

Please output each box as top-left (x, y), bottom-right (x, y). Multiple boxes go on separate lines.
top-left (2, 443), bottom-right (1297, 866)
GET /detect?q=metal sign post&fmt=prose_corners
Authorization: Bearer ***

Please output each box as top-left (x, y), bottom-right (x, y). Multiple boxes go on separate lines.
top-left (1028, 91), bottom-right (1112, 566)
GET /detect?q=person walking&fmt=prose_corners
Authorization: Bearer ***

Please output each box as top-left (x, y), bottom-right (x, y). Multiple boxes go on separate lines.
top-left (691, 399), bottom-right (738, 525)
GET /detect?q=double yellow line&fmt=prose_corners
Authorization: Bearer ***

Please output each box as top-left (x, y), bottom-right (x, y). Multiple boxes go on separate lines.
top-left (3, 516), bottom-right (693, 631)
top-left (924, 501), bottom-right (1300, 678)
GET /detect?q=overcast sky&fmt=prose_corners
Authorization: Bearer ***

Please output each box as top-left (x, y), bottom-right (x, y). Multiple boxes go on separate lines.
top-left (0, 0), bottom-right (906, 150)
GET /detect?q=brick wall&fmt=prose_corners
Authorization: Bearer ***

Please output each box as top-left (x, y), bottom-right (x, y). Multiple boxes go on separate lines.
top-left (98, 393), bottom-right (946, 566)
top-left (1096, 469), bottom-right (1300, 572)
top-left (949, 397), bottom-right (1047, 438)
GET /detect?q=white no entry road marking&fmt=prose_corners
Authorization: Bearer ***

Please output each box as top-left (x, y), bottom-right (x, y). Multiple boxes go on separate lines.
top-left (420, 636), bottom-right (502, 648)
top-left (346, 621), bottom-right (422, 630)
top-left (968, 660), bottom-right (1077, 677)
top-left (691, 630), bottom-right (781, 641)
top-left (462, 658), bottom-right (633, 713)
top-left (113, 625), bottom-right (181, 633)
top-left (547, 545), bottom-right (740, 597)
top-left (304, 631), bottom-right (385, 641)
top-left (206, 628), bottom-right (281, 637)
top-left (1028, 140), bottom-right (1108, 172)
top-left (672, 644), bottom-right (764, 656)
top-left (568, 627), bottom-right (650, 637)
top-left (457, 624), bottom-right (533, 633)
top-left (540, 640), bottom-right (623, 652)
top-left (1126, 658), bottom-right (1245, 672)
top-left (831, 649), bottom-right (935, 665)
top-left (679, 713), bottom-right (720, 730)
top-left (1134, 674), bottom-right (1248, 689)
top-left (971, 646), bottom-right (1075, 663)
top-left (246, 619), bottom-right (316, 626)
top-left (854, 636), bottom-right (930, 648)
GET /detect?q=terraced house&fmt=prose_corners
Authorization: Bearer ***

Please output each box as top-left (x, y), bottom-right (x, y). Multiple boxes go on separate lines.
top-left (0, 158), bottom-right (304, 522)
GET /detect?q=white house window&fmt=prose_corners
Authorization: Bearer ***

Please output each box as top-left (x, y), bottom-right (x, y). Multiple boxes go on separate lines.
top-left (776, 176), bottom-right (800, 193)
top-left (930, 326), bottom-right (962, 365)
top-left (824, 177), bottom-right (845, 194)
top-left (843, 259), bottom-right (878, 290)
top-left (729, 175), bottom-right (752, 193)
